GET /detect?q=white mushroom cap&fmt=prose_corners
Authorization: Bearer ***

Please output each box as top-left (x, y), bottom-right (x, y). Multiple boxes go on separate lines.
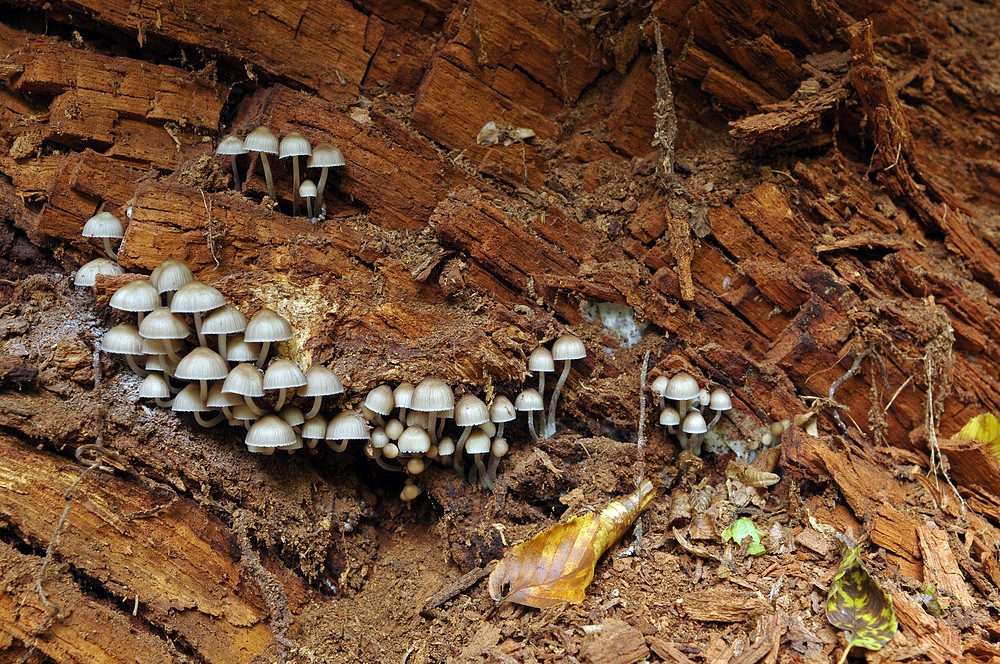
top-left (170, 280), bottom-right (227, 315)
top-left (393, 382), bottom-right (415, 409)
top-left (479, 420), bottom-right (497, 437)
top-left (489, 396), bottom-right (516, 423)
top-left (364, 385), bottom-right (395, 416)
top-left (150, 259), bottom-right (194, 295)
top-left (201, 305), bottom-right (247, 335)
top-left (298, 179), bottom-right (318, 198)
top-left (171, 383), bottom-right (209, 412)
top-left (454, 394), bottom-right (489, 427)
top-left (101, 324), bottom-right (143, 355)
top-left (698, 388), bottom-right (711, 408)
top-left (307, 142), bottom-right (346, 168)
top-left (301, 415), bottom-right (328, 440)
top-left (230, 403), bottom-right (258, 422)
top-left (141, 337), bottom-right (179, 356)
top-left (263, 359), bottom-right (307, 391)
top-left (243, 126), bottom-right (279, 155)
top-left (326, 410), bottom-right (371, 441)
top-left (659, 407), bottom-right (681, 426)
top-left (491, 437), bottom-right (510, 458)
top-left (514, 388), bottom-right (544, 412)
top-left (222, 363), bottom-right (265, 397)
top-left (397, 425), bottom-right (431, 454)
top-left (225, 334), bottom-right (261, 363)
top-left (682, 410), bottom-right (709, 435)
top-left (385, 418), bottom-right (405, 441)
top-left (405, 410), bottom-right (428, 429)
top-left (551, 334), bottom-right (587, 361)
top-left (279, 131), bottom-right (312, 159)
top-left (371, 427), bottom-right (390, 449)
top-left (244, 308), bottom-right (293, 344)
top-left (709, 388), bottom-right (732, 411)
top-left (411, 377), bottom-right (455, 413)
top-left (207, 381), bottom-right (242, 408)
top-left (665, 372), bottom-right (700, 401)
top-left (110, 279), bottom-right (159, 314)
top-left (527, 347), bottom-right (555, 372)
top-left (74, 258), bottom-right (124, 287)
top-left (651, 375), bottom-right (669, 396)
top-left (82, 211), bottom-right (124, 239)
top-left (279, 406), bottom-right (306, 427)
top-left (144, 354), bottom-right (170, 372)
top-left (246, 415), bottom-right (297, 448)
top-left (175, 347), bottom-right (229, 382)
top-left (139, 307), bottom-right (189, 340)
top-left (138, 372), bottom-right (171, 400)
top-left (464, 429), bottom-right (492, 455)
top-left (298, 365), bottom-right (345, 397)
top-left (215, 135), bottom-right (246, 156)
top-left (437, 436), bottom-right (456, 456)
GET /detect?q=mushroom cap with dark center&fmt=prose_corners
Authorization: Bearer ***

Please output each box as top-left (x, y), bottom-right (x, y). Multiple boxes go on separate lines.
top-left (82, 211), bottom-right (124, 240)
top-left (215, 135), bottom-right (247, 156)
top-left (174, 347), bottom-right (229, 383)
top-left (410, 377), bottom-right (455, 413)
top-left (514, 388), bottom-right (544, 412)
top-left (308, 142), bottom-right (345, 168)
top-left (682, 410), bottom-right (709, 435)
top-left (222, 363), bottom-right (265, 397)
top-left (263, 359), bottom-right (306, 392)
top-left (299, 366), bottom-right (345, 397)
top-left (665, 372), bottom-right (700, 402)
top-left (551, 334), bottom-right (587, 361)
top-left (150, 259), bottom-right (194, 295)
top-left (109, 279), bottom-right (159, 315)
top-left (244, 308), bottom-right (293, 344)
top-left (397, 426), bottom-right (431, 454)
top-left (170, 281), bottom-right (227, 316)
top-left (489, 396), bottom-right (516, 423)
top-left (527, 347), bottom-right (555, 372)
top-left (364, 385), bottom-right (395, 417)
top-left (243, 126), bottom-right (279, 155)
top-left (101, 324), bottom-right (143, 355)
top-left (246, 415), bottom-right (297, 448)
top-left (326, 410), bottom-right (371, 441)
top-left (74, 258), bottom-right (124, 287)
top-left (454, 394), bottom-right (489, 427)
top-left (464, 429), bottom-right (492, 455)
top-left (279, 131), bottom-right (312, 159)
top-left (139, 307), bottom-right (190, 340)
top-left (201, 305), bottom-right (247, 336)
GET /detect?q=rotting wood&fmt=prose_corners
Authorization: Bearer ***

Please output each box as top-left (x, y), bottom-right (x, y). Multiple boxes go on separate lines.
top-left (578, 619), bottom-right (649, 664)
top-left (917, 523), bottom-right (974, 609)
top-left (677, 586), bottom-right (768, 623)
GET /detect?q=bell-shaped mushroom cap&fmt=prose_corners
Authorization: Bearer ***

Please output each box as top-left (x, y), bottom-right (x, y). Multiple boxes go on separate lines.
top-left (709, 388), bottom-right (732, 411)
top-left (263, 358), bottom-right (307, 391)
top-left (246, 415), bottom-right (297, 448)
top-left (411, 377), bottom-right (455, 413)
top-left (659, 406), bottom-right (681, 426)
top-left (298, 365), bottom-right (345, 396)
top-left (326, 410), bottom-right (371, 441)
top-left (393, 382), bottom-right (415, 409)
top-left (298, 179), bottom-right (318, 198)
top-left (175, 347), bottom-right (229, 382)
top-left (464, 428), bottom-right (492, 455)
top-left (279, 131), bottom-right (312, 159)
top-left (201, 305), bottom-right (247, 335)
top-left (454, 394), bottom-right (489, 427)
top-left (551, 334), bottom-right (587, 361)
top-left (171, 383), bottom-right (209, 412)
top-left (514, 388), bottom-right (544, 412)
top-left (82, 211), bottom-right (124, 239)
top-left (215, 135), bottom-right (246, 156)
top-left (225, 334), bottom-right (260, 363)
top-left (665, 372), bottom-right (700, 401)
top-left (207, 381), bottom-right (242, 408)
top-left (527, 347), bottom-right (555, 372)
top-left (102, 324), bottom-right (143, 355)
top-left (229, 403), bottom-right (258, 422)
top-left (651, 375), bottom-right (669, 397)
top-left (139, 372), bottom-right (171, 400)
top-left (491, 437), bottom-right (510, 458)
top-left (222, 362), bottom-right (265, 397)
top-left (110, 279), bottom-right (159, 314)
top-left (279, 406), bottom-right (305, 427)
top-left (150, 259), bottom-right (194, 295)
top-left (74, 258), bottom-right (124, 287)
top-left (307, 142), bottom-right (345, 168)
top-left (244, 308), bottom-right (293, 344)
top-left (371, 427), bottom-right (390, 449)
top-left (170, 280), bottom-right (227, 315)
top-left (397, 425), bottom-right (431, 454)
top-left (141, 337), bottom-right (177, 356)
top-left (144, 354), bottom-right (170, 372)
top-left (301, 415), bottom-right (328, 439)
top-left (405, 410), bottom-right (428, 429)
top-left (437, 435), bottom-right (456, 456)
top-left (243, 126), bottom-right (279, 154)
top-left (139, 307), bottom-right (189, 340)
top-left (364, 384), bottom-right (395, 416)
top-left (489, 395), bottom-right (516, 423)
top-left (682, 410), bottom-right (709, 435)
top-left (384, 418), bottom-right (404, 441)
top-left (698, 388), bottom-right (711, 407)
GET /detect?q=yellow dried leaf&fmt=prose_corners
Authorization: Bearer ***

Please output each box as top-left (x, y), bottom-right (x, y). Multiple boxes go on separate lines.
top-left (955, 413), bottom-right (1000, 458)
top-left (826, 535), bottom-right (897, 664)
top-left (488, 480), bottom-right (655, 608)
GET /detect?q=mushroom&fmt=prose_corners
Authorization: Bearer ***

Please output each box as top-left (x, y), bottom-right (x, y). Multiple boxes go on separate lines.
top-left (170, 280), bottom-right (227, 347)
top-left (82, 211), bottom-right (125, 261)
top-left (224, 334), bottom-right (261, 364)
top-left (546, 334), bottom-right (587, 437)
top-left (659, 406), bottom-right (680, 434)
top-left (436, 435), bottom-right (456, 468)
top-left (172, 382), bottom-right (224, 428)
top-left (453, 394), bottom-right (489, 476)
top-left (514, 388), bottom-right (544, 442)
top-left (362, 384), bottom-right (395, 427)
top-left (243, 308), bottom-right (293, 368)
top-left (201, 305), bottom-right (247, 359)
top-left (483, 436), bottom-right (509, 491)
top-left (245, 414), bottom-right (297, 455)
top-left (109, 279), bottom-right (159, 325)
top-left (174, 347), bottom-right (230, 403)
top-left (400, 479), bottom-right (421, 509)
top-left (74, 258), bottom-right (124, 287)
top-left (279, 131), bottom-right (312, 216)
top-left (138, 372), bottom-right (173, 408)
top-left (325, 410), bottom-right (370, 453)
top-left (527, 347), bottom-right (554, 433)
top-left (707, 388), bottom-right (732, 427)
top-left (406, 457), bottom-right (426, 475)
top-left (278, 407), bottom-right (306, 452)
top-left (243, 126), bottom-right (280, 201)
top-left (263, 358), bottom-right (306, 411)
top-left (221, 362), bottom-right (266, 416)
top-left (149, 259), bottom-right (194, 306)
top-left (141, 337), bottom-right (182, 376)
top-left (138, 307), bottom-right (189, 364)
top-left (101, 323), bottom-right (148, 376)
top-left (215, 135), bottom-right (247, 191)
top-left (651, 375), bottom-right (669, 410)
top-left (393, 382), bottom-right (414, 420)
top-left (298, 365), bottom-right (345, 419)
top-left (229, 403), bottom-right (259, 430)
top-left (665, 372), bottom-right (700, 419)
top-left (463, 428), bottom-right (492, 487)
top-left (299, 179), bottom-right (318, 219)
top-left (679, 410), bottom-right (709, 456)
top-left (397, 425), bottom-right (431, 458)
top-left (489, 395), bottom-right (516, 439)
top-left (207, 380), bottom-right (242, 421)
top-left (410, 377), bottom-right (454, 445)
top-left (384, 418), bottom-right (405, 442)
top-left (307, 142), bottom-right (345, 216)
top-left (301, 415), bottom-right (328, 450)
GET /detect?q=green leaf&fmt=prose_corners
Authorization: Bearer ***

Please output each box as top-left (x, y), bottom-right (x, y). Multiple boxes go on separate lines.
top-left (722, 517), bottom-right (765, 555)
top-left (826, 535), bottom-right (897, 664)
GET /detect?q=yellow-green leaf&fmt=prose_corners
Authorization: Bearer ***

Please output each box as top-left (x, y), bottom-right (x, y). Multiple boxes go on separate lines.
top-left (955, 413), bottom-right (1000, 458)
top-left (826, 535), bottom-right (897, 664)
top-left (722, 517), bottom-right (765, 556)
top-left (487, 480), bottom-right (655, 608)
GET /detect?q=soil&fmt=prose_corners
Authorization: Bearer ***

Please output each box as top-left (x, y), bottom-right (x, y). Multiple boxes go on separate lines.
top-left (1, 0), bottom-right (999, 663)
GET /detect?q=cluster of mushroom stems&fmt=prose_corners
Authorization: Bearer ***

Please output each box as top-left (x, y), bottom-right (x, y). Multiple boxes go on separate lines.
top-left (517, 334), bottom-right (588, 441)
top-left (216, 127), bottom-right (345, 220)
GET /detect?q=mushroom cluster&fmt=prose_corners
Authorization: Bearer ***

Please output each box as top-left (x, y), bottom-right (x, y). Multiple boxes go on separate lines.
top-left (651, 372), bottom-right (733, 456)
top-left (215, 128), bottom-right (345, 221)
top-left (517, 333), bottom-right (587, 440)
top-left (75, 211), bottom-right (127, 287)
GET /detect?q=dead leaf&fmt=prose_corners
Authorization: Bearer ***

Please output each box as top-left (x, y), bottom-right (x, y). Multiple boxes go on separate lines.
top-left (488, 480), bottom-right (655, 608)
top-left (954, 412), bottom-right (1000, 459)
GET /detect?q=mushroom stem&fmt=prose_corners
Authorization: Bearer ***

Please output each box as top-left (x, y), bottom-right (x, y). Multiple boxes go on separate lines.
top-left (678, 398), bottom-right (691, 419)
top-left (688, 434), bottom-right (705, 456)
top-left (327, 439), bottom-right (348, 453)
top-left (484, 454), bottom-right (502, 490)
top-left (198, 379), bottom-right (209, 404)
top-left (292, 157), bottom-right (301, 216)
top-left (453, 427), bottom-right (472, 475)
top-left (537, 372), bottom-right (546, 402)
top-left (545, 359), bottom-right (572, 438)
top-left (708, 410), bottom-right (723, 428)
top-left (102, 237), bottom-right (119, 261)
top-left (375, 457), bottom-right (403, 473)
top-left (216, 334), bottom-right (229, 360)
top-left (526, 415), bottom-right (539, 443)
top-left (154, 397), bottom-right (174, 409)
top-left (124, 354), bottom-right (148, 376)
top-left (255, 341), bottom-right (271, 369)
top-left (164, 342), bottom-right (183, 366)
top-left (244, 395), bottom-right (265, 417)
top-left (496, 422), bottom-right (506, 439)
top-left (472, 455), bottom-right (488, 487)
top-left (426, 412), bottom-right (438, 445)
top-left (195, 411), bottom-right (224, 427)
top-left (316, 166), bottom-right (330, 212)
top-left (193, 312), bottom-right (208, 347)
top-left (677, 431), bottom-right (689, 451)
top-left (275, 387), bottom-right (288, 412)
top-left (305, 195), bottom-right (314, 219)
top-left (305, 396), bottom-right (323, 420)
top-left (230, 156), bottom-right (242, 191)
top-left (260, 154), bottom-right (276, 200)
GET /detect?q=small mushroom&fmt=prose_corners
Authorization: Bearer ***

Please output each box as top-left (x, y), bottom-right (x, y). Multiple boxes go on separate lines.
top-left (659, 406), bottom-right (680, 434)
top-left (109, 279), bottom-right (159, 325)
top-left (138, 372), bottom-right (173, 408)
top-left (206, 380), bottom-right (242, 421)
top-left (244, 308), bottom-right (293, 368)
top-left (172, 383), bottom-right (224, 428)
top-left (221, 362), bottom-right (266, 416)
top-left (651, 375), bottom-right (669, 410)
top-left (82, 211), bottom-right (125, 261)
top-left (397, 426), bottom-right (431, 457)
top-left (393, 382), bottom-right (414, 420)
top-left (707, 388), bottom-right (732, 427)
top-left (362, 384), bottom-right (395, 427)
top-left (201, 305), bottom-right (247, 359)
top-left (324, 410), bottom-right (370, 453)
top-left (665, 372), bottom-right (700, 418)
top-left (138, 308), bottom-right (189, 364)
top-left (307, 142), bottom-right (345, 216)
top-left (546, 334), bottom-right (587, 437)
top-left (489, 395), bottom-right (516, 439)
top-left (279, 131), bottom-right (312, 216)
top-left (175, 347), bottom-right (229, 403)
top-left (400, 479), bottom-right (421, 509)
top-left (299, 179), bottom-right (318, 219)
top-left (224, 334), bottom-right (261, 364)
top-left (514, 388), bottom-right (544, 442)
top-left (679, 410), bottom-right (709, 456)
top-left (301, 415), bottom-right (328, 450)
top-left (298, 365), bottom-right (345, 419)
top-left (245, 414), bottom-right (297, 455)
top-left (101, 323), bottom-right (148, 376)
top-left (170, 280), bottom-right (227, 347)
top-left (74, 258), bottom-right (124, 287)
top-left (452, 394), bottom-right (489, 476)
top-left (263, 358), bottom-right (306, 411)
top-left (406, 457), bottom-right (426, 475)
top-left (215, 135), bottom-right (247, 191)
top-left (483, 436), bottom-right (509, 491)
top-left (463, 428), bottom-right (492, 487)
top-left (150, 259), bottom-right (193, 305)
top-left (527, 346), bottom-right (555, 400)
top-left (244, 126), bottom-right (280, 200)
top-left (436, 435), bottom-right (456, 468)
top-left (410, 377), bottom-right (454, 445)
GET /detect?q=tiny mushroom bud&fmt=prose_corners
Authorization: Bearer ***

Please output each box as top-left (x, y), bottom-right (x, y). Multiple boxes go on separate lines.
top-left (406, 457), bottom-right (426, 475)
top-left (244, 308), bottom-right (293, 368)
top-left (483, 436), bottom-right (509, 491)
top-left (82, 211), bottom-right (125, 261)
top-left (707, 388), bottom-right (732, 427)
top-left (74, 258), bottom-right (124, 287)
top-left (400, 479), bottom-right (421, 509)
top-left (215, 135), bottom-right (247, 191)
top-left (170, 280), bottom-right (227, 347)
top-left (174, 347), bottom-right (229, 403)
top-left (109, 279), bottom-right (159, 325)
top-left (546, 334), bottom-right (587, 437)
top-left (246, 414), bottom-right (297, 455)
top-left (298, 365), bottom-right (345, 419)
top-left (243, 126), bottom-right (280, 200)
top-left (665, 371), bottom-right (700, 418)
top-left (384, 418), bottom-right (405, 441)
top-left (101, 323), bottom-right (148, 376)
top-left (307, 142), bottom-right (345, 215)
top-left (263, 358), bottom-right (306, 411)
top-left (514, 388), bottom-right (544, 442)
top-left (279, 131), bottom-right (312, 216)
top-left (299, 178), bottom-right (318, 219)
top-left (325, 410), bottom-right (370, 453)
